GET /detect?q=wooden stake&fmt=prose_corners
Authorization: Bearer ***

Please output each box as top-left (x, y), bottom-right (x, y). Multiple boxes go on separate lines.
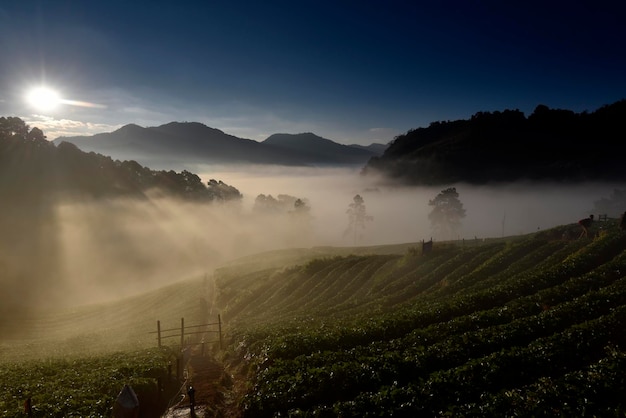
top-left (218, 314), bottom-right (223, 350)
top-left (180, 317), bottom-right (185, 349)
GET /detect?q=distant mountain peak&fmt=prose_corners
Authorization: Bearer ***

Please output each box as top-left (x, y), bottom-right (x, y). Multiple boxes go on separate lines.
top-left (153, 121), bottom-right (234, 139)
top-left (266, 132), bottom-right (323, 139)
top-left (264, 132), bottom-right (340, 146)
top-left (262, 132), bottom-right (379, 164)
top-left (53, 123), bottom-right (383, 168)
top-left (115, 123), bottom-right (143, 133)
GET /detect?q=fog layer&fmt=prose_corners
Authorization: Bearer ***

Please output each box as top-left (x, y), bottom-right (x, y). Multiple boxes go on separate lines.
top-left (203, 165), bottom-right (623, 243)
top-left (4, 165), bottom-right (624, 312)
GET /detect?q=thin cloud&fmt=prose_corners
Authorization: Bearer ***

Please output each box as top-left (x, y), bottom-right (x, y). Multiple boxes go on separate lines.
top-left (24, 115), bottom-right (121, 140)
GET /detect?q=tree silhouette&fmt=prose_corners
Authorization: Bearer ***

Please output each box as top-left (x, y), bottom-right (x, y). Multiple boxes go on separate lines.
top-left (287, 198), bottom-right (313, 244)
top-left (253, 194), bottom-right (304, 213)
top-left (428, 187), bottom-right (466, 239)
top-left (292, 198), bottom-right (310, 214)
top-left (344, 194), bottom-right (373, 245)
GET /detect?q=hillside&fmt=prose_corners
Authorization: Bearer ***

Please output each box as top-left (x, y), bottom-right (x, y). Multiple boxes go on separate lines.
top-left (212, 219), bottom-right (626, 416)
top-left (0, 275), bottom-right (210, 360)
top-left (263, 132), bottom-right (379, 165)
top-left (0, 275), bottom-right (212, 417)
top-left (363, 99), bottom-right (626, 185)
top-left (54, 123), bottom-right (384, 169)
top-left (3, 221), bottom-right (626, 415)
top-left (0, 116), bottom-right (242, 316)
top-left (0, 117), bottom-right (242, 203)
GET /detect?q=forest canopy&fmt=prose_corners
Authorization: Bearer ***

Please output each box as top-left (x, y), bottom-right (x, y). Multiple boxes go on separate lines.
top-left (0, 116), bottom-right (242, 202)
top-left (363, 100), bottom-right (626, 185)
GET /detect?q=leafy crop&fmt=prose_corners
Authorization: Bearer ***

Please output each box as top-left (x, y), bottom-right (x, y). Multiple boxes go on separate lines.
top-left (215, 223), bottom-right (626, 416)
top-left (0, 348), bottom-right (175, 417)
top-left (0, 276), bottom-right (208, 416)
top-left (4, 223), bottom-right (626, 416)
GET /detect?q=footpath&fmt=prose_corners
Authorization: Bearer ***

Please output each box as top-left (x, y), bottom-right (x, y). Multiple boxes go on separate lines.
top-left (161, 347), bottom-right (231, 418)
top-left (161, 274), bottom-right (240, 417)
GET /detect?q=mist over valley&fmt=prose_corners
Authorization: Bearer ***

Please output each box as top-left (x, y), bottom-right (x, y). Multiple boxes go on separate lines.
top-left (23, 164), bottom-right (626, 311)
top-left (2, 107), bottom-right (626, 416)
top-left (3, 109), bottom-right (626, 314)
top-left (3, 1), bottom-right (626, 413)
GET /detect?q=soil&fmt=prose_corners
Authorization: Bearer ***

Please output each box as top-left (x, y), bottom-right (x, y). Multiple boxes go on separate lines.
top-left (160, 346), bottom-right (242, 418)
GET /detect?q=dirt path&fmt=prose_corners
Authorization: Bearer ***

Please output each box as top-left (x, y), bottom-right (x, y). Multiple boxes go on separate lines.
top-left (161, 348), bottom-right (230, 418)
top-left (162, 275), bottom-right (240, 418)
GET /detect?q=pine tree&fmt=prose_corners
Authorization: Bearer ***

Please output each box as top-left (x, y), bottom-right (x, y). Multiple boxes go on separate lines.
top-left (344, 194), bottom-right (373, 245)
top-left (428, 187), bottom-right (466, 239)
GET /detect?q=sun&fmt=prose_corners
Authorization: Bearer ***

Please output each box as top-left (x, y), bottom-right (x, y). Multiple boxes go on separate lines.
top-left (26, 86), bottom-right (62, 112)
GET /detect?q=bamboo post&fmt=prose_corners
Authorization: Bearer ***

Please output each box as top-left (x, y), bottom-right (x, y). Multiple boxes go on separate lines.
top-left (218, 314), bottom-right (223, 350)
top-left (157, 320), bottom-right (161, 348)
top-left (180, 317), bottom-right (185, 349)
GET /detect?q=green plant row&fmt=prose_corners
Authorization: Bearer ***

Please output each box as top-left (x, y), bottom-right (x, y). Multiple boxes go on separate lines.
top-left (220, 229), bottom-right (626, 416)
top-left (240, 271), bottom-right (626, 415)
top-left (326, 305), bottom-right (626, 417)
top-left (432, 239), bottom-right (570, 297)
top-left (236, 233), bottom-right (626, 363)
top-left (0, 348), bottom-right (174, 417)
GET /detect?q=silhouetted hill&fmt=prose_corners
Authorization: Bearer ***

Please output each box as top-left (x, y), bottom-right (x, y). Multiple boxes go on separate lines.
top-left (263, 132), bottom-right (380, 164)
top-left (55, 122), bottom-right (306, 167)
top-left (0, 116), bottom-right (242, 314)
top-left (0, 118), bottom-right (242, 203)
top-left (55, 123), bottom-right (382, 168)
top-left (363, 99), bottom-right (626, 185)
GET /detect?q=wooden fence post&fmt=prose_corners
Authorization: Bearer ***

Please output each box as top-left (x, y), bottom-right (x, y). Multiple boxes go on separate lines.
top-left (157, 320), bottom-right (161, 348)
top-left (180, 317), bottom-right (185, 349)
top-left (152, 316), bottom-right (222, 351)
top-left (218, 314), bottom-right (223, 350)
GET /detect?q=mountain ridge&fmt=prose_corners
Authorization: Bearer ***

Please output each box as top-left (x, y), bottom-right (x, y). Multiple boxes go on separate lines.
top-left (54, 122), bottom-right (385, 169)
top-left (363, 99), bottom-right (626, 185)
top-left (263, 132), bottom-right (378, 164)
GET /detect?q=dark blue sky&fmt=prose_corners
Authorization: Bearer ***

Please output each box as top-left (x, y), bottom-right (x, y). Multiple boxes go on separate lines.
top-left (1, 0), bottom-right (625, 144)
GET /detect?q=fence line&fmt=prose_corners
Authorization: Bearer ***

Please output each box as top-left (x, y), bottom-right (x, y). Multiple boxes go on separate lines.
top-left (150, 315), bottom-right (223, 350)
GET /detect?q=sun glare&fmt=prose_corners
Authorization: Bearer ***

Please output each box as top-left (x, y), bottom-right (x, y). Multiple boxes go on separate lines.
top-left (26, 87), bottom-right (62, 111)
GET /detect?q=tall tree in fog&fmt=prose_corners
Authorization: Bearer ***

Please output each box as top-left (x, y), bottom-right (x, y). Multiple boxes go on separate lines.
top-left (428, 187), bottom-right (466, 239)
top-left (288, 198), bottom-right (313, 244)
top-left (344, 194), bottom-right (373, 245)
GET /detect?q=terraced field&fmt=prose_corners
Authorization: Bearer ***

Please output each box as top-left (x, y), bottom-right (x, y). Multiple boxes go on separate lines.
top-left (214, 221), bottom-right (626, 416)
top-left (0, 277), bottom-right (211, 417)
top-left (2, 220), bottom-right (626, 416)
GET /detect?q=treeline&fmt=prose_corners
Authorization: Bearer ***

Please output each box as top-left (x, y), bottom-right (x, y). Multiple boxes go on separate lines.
top-left (363, 99), bottom-right (626, 184)
top-left (0, 116), bottom-right (241, 316)
top-left (0, 116), bottom-right (242, 203)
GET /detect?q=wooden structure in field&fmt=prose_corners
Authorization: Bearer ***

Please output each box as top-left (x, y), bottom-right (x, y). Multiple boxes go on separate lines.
top-left (422, 238), bottom-right (433, 255)
top-left (151, 315), bottom-right (223, 350)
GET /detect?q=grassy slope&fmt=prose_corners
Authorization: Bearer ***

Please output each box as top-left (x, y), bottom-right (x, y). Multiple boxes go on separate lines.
top-left (0, 276), bottom-right (212, 417)
top-left (0, 275), bottom-right (210, 361)
top-left (2, 220), bottom-right (625, 416)
top-left (213, 220), bottom-right (626, 416)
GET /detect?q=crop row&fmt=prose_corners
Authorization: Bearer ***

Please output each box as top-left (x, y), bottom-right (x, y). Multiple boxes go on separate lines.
top-left (220, 229), bottom-right (626, 416)
top-left (233, 232), bottom-right (626, 362)
top-left (241, 270), bottom-right (626, 415)
top-left (242, 301), bottom-right (626, 416)
top-left (0, 348), bottom-right (175, 417)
